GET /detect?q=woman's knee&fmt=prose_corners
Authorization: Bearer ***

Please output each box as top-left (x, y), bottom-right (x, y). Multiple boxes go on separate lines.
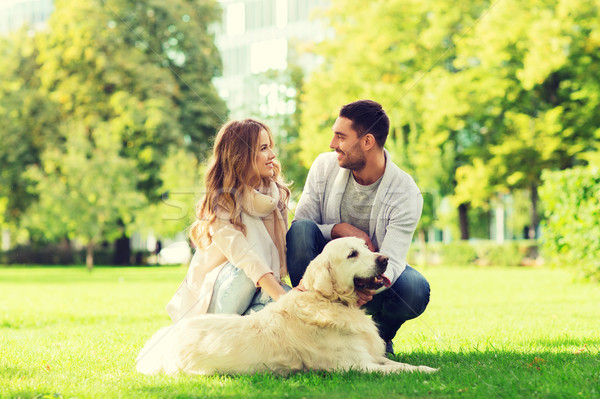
top-left (209, 264), bottom-right (257, 314)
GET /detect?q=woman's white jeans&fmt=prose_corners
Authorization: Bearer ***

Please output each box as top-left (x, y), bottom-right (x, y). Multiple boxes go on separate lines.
top-left (206, 262), bottom-right (291, 315)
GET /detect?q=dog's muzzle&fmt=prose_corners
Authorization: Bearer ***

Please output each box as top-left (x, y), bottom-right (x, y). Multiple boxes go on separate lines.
top-left (354, 255), bottom-right (391, 290)
top-left (376, 255), bottom-right (388, 274)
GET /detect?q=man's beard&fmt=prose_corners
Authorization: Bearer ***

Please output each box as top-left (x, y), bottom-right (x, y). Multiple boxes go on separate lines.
top-left (337, 141), bottom-right (366, 170)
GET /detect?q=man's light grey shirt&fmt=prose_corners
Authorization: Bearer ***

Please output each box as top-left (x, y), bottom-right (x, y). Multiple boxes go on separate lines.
top-left (340, 173), bottom-right (382, 235)
top-left (292, 150), bottom-right (423, 285)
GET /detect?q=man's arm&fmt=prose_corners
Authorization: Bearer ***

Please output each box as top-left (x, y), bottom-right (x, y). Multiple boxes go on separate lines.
top-left (378, 190), bottom-right (423, 285)
top-left (331, 222), bottom-right (377, 252)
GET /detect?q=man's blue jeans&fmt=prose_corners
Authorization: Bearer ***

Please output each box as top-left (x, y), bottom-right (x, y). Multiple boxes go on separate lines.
top-left (286, 220), bottom-right (430, 341)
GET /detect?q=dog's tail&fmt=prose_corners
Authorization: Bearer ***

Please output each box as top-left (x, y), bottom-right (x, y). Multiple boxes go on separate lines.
top-left (136, 325), bottom-right (178, 375)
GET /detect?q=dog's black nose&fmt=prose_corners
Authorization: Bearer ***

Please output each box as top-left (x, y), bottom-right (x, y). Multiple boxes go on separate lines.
top-left (376, 255), bottom-right (388, 272)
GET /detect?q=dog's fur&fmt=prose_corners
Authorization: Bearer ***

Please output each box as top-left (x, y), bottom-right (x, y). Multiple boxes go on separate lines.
top-left (136, 237), bottom-right (437, 375)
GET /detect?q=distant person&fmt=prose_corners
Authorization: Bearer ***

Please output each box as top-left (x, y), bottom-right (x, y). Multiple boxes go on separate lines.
top-left (166, 119), bottom-right (291, 321)
top-left (287, 99), bottom-right (430, 356)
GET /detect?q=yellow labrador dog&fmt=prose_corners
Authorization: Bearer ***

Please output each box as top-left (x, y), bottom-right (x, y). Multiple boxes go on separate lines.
top-left (136, 237), bottom-right (437, 375)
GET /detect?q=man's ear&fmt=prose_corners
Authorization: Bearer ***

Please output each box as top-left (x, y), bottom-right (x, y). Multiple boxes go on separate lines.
top-left (302, 256), bottom-right (334, 297)
top-left (362, 133), bottom-right (376, 151)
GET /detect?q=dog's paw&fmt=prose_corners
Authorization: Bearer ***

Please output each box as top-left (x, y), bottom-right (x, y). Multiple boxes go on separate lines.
top-left (417, 365), bottom-right (439, 373)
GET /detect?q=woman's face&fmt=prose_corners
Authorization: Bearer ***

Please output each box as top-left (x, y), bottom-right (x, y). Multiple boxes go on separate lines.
top-left (256, 129), bottom-right (276, 179)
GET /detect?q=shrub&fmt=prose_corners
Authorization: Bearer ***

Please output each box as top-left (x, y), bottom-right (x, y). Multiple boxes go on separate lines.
top-left (439, 241), bottom-right (478, 266)
top-left (474, 241), bottom-right (524, 267)
top-left (3, 244), bottom-right (77, 265)
top-left (409, 240), bottom-right (539, 267)
top-left (0, 245), bottom-right (140, 266)
top-left (539, 164), bottom-right (600, 281)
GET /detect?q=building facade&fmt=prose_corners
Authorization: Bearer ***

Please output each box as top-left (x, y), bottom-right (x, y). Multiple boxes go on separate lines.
top-left (0, 0), bottom-right (54, 35)
top-left (213, 0), bottom-right (330, 120)
top-left (1, 0), bottom-right (330, 122)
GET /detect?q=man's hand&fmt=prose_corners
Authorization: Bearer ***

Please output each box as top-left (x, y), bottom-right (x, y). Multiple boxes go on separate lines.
top-left (331, 223), bottom-right (377, 252)
top-left (293, 280), bottom-right (307, 292)
top-left (357, 288), bottom-right (375, 307)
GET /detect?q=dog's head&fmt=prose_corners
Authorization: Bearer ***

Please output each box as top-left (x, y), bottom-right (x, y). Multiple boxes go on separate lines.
top-left (302, 237), bottom-right (391, 306)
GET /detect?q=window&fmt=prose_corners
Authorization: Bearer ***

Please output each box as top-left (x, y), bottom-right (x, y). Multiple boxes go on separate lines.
top-left (246, 0), bottom-right (275, 30)
top-left (250, 38), bottom-right (287, 74)
top-left (226, 2), bottom-right (245, 36)
top-left (276, 0), bottom-right (287, 28)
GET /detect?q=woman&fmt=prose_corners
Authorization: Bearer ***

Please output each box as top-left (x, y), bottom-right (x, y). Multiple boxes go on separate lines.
top-left (166, 119), bottom-right (291, 321)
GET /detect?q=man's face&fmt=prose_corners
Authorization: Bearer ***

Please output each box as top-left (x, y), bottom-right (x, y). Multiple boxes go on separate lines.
top-left (330, 117), bottom-right (366, 170)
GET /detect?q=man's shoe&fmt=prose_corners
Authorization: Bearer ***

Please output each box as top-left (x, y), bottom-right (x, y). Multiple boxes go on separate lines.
top-left (385, 340), bottom-right (395, 357)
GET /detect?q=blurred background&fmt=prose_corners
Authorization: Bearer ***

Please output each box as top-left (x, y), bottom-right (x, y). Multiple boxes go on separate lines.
top-left (0, 0), bottom-right (598, 281)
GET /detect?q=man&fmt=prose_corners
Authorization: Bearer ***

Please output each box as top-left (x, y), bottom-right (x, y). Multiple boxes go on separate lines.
top-left (287, 99), bottom-right (430, 356)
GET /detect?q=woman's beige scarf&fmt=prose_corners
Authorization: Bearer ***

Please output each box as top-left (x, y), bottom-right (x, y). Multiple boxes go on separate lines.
top-left (242, 181), bottom-right (288, 279)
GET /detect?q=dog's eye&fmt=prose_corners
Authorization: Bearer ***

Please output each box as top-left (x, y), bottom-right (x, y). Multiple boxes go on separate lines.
top-left (347, 250), bottom-right (358, 259)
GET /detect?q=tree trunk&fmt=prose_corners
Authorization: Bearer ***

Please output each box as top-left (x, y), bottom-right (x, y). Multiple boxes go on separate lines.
top-left (528, 183), bottom-right (539, 239)
top-left (113, 234), bottom-right (131, 265)
top-left (86, 241), bottom-right (94, 271)
top-left (458, 203), bottom-right (470, 240)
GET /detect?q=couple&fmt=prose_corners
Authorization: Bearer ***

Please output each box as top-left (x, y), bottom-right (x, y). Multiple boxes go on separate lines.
top-left (164, 99), bottom-right (429, 357)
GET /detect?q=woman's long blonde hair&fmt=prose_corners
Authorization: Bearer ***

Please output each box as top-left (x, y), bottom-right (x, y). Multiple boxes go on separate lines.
top-left (189, 119), bottom-right (290, 247)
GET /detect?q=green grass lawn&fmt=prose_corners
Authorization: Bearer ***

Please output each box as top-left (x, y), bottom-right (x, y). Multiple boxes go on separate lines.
top-left (1, 265), bottom-right (598, 398)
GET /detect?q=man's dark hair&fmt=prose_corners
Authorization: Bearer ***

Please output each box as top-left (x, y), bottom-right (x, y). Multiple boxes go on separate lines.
top-left (339, 99), bottom-right (389, 147)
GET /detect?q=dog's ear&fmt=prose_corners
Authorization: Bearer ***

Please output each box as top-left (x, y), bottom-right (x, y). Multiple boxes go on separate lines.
top-left (302, 256), bottom-right (335, 298)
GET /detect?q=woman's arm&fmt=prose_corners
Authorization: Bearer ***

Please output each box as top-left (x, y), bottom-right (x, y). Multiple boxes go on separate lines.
top-left (210, 220), bottom-right (273, 285)
top-left (257, 272), bottom-right (287, 301)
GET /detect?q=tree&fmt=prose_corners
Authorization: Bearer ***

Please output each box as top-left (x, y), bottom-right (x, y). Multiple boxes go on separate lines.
top-left (298, 0), bottom-right (489, 239)
top-left (0, 28), bottom-right (60, 226)
top-left (3, 0), bottom-right (228, 257)
top-left (451, 0), bottom-right (600, 238)
top-left (299, 0), bottom-right (600, 241)
top-left (99, 0), bottom-right (229, 161)
top-left (539, 150), bottom-right (600, 281)
top-left (24, 124), bottom-right (146, 269)
top-left (132, 148), bottom-right (204, 240)
top-left (36, 0), bottom-right (226, 201)
top-left (255, 61), bottom-right (308, 203)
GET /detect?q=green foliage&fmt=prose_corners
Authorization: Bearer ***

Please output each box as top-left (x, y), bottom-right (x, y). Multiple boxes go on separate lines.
top-left (451, 0), bottom-right (600, 229)
top-left (256, 64), bottom-right (308, 197)
top-left (539, 161), bottom-right (600, 281)
top-left (0, 0), bottom-right (227, 250)
top-left (0, 28), bottom-right (61, 225)
top-left (410, 240), bottom-right (537, 267)
top-left (132, 148), bottom-right (204, 239)
top-left (473, 241), bottom-right (524, 267)
top-left (22, 125), bottom-right (147, 268)
top-left (36, 0), bottom-right (226, 199)
top-left (439, 242), bottom-right (478, 266)
top-left (299, 0), bottom-right (494, 234)
top-left (0, 244), bottom-right (133, 266)
top-left (1, 267), bottom-right (598, 398)
top-left (298, 0), bottom-right (600, 238)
